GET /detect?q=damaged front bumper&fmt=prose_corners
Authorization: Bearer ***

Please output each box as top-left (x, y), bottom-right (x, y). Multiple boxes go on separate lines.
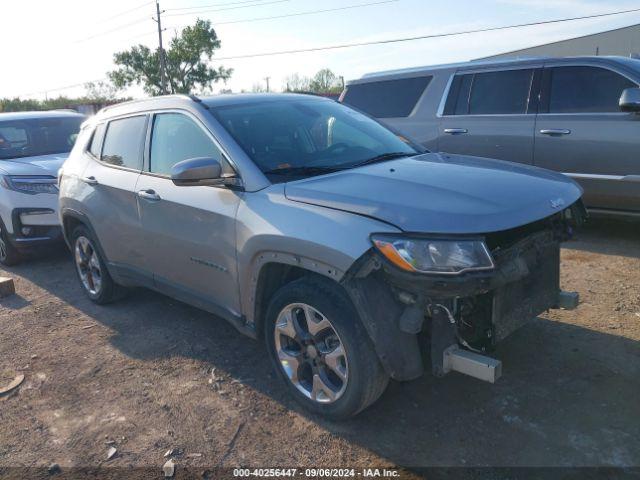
top-left (342, 204), bottom-right (585, 383)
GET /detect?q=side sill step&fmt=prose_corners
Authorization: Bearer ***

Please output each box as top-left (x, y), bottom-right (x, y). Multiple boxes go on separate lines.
top-left (443, 346), bottom-right (502, 384)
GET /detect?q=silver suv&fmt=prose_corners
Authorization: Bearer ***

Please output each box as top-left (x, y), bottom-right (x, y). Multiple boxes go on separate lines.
top-left (342, 56), bottom-right (640, 216)
top-left (59, 94), bottom-right (584, 418)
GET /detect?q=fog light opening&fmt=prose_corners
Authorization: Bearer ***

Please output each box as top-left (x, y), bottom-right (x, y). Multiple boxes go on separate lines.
top-left (21, 226), bottom-right (33, 237)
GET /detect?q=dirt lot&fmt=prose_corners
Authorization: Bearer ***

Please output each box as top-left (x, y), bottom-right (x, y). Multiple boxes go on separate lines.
top-left (0, 218), bottom-right (639, 475)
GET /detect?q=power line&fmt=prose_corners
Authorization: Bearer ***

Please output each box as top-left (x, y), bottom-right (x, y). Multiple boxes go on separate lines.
top-left (205, 0), bottom-right (399, 26)
top-left (73, 16), bottom-right (151, 43)
top-left (16, 6), bottom-right (640, 97)
top-left (210, 6), bottom-right (640, 61)
top-left (20, 79), bottom-right (108, 98)
top-left (164, 0), bottom-right (290, 17)
top-left (166, 0), bottom-right (278, 12)
top-left (97, 0), bottom-right (155, 24)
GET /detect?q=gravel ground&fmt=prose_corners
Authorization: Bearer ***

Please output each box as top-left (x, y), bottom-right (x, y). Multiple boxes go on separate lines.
top-left (0, 218), bottom-right (638, 476)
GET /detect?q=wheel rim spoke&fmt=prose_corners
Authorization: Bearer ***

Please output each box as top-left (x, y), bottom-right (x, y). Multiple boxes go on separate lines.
top-left (311, 373), bottom-right (337, 402)
top-left (275, 309), bottom-right (297, 340)
top-left (278, 348), bottom-right (302, 383)
top-left (323, 344), bottom-right (347, 382)
top-left (303, 305), bottom-right (331, 336)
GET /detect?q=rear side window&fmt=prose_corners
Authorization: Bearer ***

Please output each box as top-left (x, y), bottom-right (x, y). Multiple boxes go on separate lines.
top-left (444, 69), bottom-right (534, 115)
top-left (101, 116), bottom-right (147, 169)
top-left (546, 66), bottom-right (636, 113)
top-left (149, 113), bottom-right (223, 176)
top-left (88, 123), bottom-right (105, 158)
top-left (341, 76), bottom-right (432, 118)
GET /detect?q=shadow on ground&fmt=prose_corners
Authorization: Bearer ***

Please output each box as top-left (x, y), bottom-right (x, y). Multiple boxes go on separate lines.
top-left (2, 218), bottom-right (639, 469)
top-left (565, 216), bottom-right (640, 259)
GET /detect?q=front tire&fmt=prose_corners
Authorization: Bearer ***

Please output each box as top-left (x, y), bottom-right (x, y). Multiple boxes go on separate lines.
top-left (0, 223), bottom-right (21, 266)
top-left (71, 225), bottom-right (120, 304)
top-left (265, 276), bottom-right (389, 419)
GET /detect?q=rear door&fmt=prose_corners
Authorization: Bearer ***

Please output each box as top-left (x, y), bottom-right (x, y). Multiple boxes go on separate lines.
top-left (80, 115), bottom-right (148, 275)
top-left (438, 66), bottom-right (540, 164)
top-left (534, 64), bottom-right (640, 212)
top-left (135, 111), bottom-right (243, 317)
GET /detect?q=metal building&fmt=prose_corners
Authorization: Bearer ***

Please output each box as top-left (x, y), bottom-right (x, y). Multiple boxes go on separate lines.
top-left (477, 23), bottom-right (640, 60)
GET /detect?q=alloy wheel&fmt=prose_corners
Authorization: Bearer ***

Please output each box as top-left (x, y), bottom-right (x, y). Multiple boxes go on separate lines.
top-left (274, 303), bottom-right (349, 403)
top-left (74, 236), bottom-right (103, 296)
top-left (0, 226), bottom-right (6, 262)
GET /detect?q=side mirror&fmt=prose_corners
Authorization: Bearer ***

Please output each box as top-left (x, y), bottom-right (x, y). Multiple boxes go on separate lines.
top-left (171, 157), bottom-right (223, 187)
top-left (619, 87), bottom-right (640, 112)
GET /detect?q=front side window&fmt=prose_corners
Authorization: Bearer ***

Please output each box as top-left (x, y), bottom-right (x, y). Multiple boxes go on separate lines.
top-left (150, 113), bottom-right (223, 176)
top-left (0, 116), bottom-right (84, 160)
top-left (547, 66), bottom-right (636, 113)
top-left (101, 116), bottom-right (147, 169)
top-left (444, 69), bottom-right (534, 115)
top-left (210, 99), bottom-right (418, 181)
top-left (341, 76), bottom-right (432, 118)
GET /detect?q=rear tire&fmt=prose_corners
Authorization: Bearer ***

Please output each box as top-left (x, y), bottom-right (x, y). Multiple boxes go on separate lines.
top-left (265, 276), bottom-right (389, 419)
top-left (0, 223), bottom-right (21, 266)
top-left (71, 225), bottom-right (121, 304)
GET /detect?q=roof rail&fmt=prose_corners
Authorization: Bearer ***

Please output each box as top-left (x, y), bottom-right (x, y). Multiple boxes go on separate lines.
top-left (101, 94), bottom-right (194, 113)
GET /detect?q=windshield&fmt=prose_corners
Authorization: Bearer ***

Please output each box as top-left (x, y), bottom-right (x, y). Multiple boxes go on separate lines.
top-left (210, 98), bottom-right (419, 181)
top-left (0, 116), bottom-right (84, 160)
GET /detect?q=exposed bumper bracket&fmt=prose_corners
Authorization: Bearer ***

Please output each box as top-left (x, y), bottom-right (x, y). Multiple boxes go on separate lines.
top-left (443, 346), bottom-right (502, 384)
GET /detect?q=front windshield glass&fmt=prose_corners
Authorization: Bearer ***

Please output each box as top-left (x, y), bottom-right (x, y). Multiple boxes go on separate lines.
top-left (210, 98), bottom-right (418, 180)
top-left (0, 116), bottom-right (84, 160)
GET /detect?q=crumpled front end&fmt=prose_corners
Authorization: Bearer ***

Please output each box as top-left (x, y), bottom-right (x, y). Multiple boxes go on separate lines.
top-left (341, 200), bottom-right (587, 383)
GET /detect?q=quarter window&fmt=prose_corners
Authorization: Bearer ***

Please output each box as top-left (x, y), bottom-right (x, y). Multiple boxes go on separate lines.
top-left (341, 76), bottom-right (432, 118)
top-left (88, 123), bottom-right (105, 158)
top-left (149, 113), bottom-right (223, 176)
top-left (101, 116), bottom-right (147, 169)
top-left (547, 66), bottom-right (636, 113)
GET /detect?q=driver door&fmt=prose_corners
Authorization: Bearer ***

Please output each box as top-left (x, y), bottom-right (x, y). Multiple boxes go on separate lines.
top-left (135, 111), bottom-right (243, 317)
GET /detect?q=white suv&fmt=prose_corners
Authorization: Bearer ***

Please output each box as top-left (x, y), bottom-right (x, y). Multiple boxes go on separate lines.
top-left (0, 111), bottom-right (85, 265)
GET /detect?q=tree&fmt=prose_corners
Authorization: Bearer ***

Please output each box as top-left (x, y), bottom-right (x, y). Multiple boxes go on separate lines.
top-left (309, 68), bottom-right (343, 94)
top-left (84, 81), bottom-right (121, 102)
top-left (109, 19), bottom-right (232, 96)
top-left (283, 73), bottom-right (310, 92)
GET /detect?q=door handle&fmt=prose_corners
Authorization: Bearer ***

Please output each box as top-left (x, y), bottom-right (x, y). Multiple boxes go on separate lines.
top-left (137, 189), bottom-right (161, 201)
top-left (443, 128), bottom-right (468, 135)
top-left (81, 176), bottom-right (98, 185)
top-left (540, 129), bottom-right (571, 136)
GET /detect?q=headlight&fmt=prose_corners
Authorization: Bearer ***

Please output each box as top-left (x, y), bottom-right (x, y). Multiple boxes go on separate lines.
top-left (0, 175), bottom-right (59, 195)
top-left (371, 234), bottom-right (494, 275)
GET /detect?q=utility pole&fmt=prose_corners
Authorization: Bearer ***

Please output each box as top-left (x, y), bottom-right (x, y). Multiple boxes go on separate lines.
top-left (153, 1), bottom-right (168, 95)
top-left (264, 77), bottom-right (271, 93)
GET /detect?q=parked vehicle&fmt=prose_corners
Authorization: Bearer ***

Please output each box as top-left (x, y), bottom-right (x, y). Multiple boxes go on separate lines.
top-left (341, 56), bottom-right (640, 217)
top-left (0, 111), bottom-right (85, 265)
top-left (59, 94), bottom-right (584, 418)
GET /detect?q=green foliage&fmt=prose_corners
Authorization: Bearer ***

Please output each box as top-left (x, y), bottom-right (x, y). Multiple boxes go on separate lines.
top-left (309, 69), bottom-right (343, 94)
top-left (109, 19), bottom-right (232, 96)
top-left (283, 69), bottom-right (343, 94)
top-left (0, 93), bottom-right (130, 113)
top-left (84, 81), bottom-right (122, 102)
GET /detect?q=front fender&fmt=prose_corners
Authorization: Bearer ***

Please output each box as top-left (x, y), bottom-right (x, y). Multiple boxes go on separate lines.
top-left (235, 185), bottom-right (400, 326)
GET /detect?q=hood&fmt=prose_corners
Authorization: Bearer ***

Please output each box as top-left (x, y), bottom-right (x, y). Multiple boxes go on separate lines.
top-left (284, 153), bottom-right (583, 234)
top-left (0, 153), bottom-right (68, 177)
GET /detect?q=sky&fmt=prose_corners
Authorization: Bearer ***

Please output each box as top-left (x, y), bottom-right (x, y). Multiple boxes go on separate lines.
top-left (1, 0), bottom-right (639, 99)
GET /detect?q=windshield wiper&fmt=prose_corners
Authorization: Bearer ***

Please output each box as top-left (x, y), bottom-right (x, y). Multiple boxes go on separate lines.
top-left (263, 166), bottom-right (343, 176)
top-left (352, 152), bottom-right (414, 168)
